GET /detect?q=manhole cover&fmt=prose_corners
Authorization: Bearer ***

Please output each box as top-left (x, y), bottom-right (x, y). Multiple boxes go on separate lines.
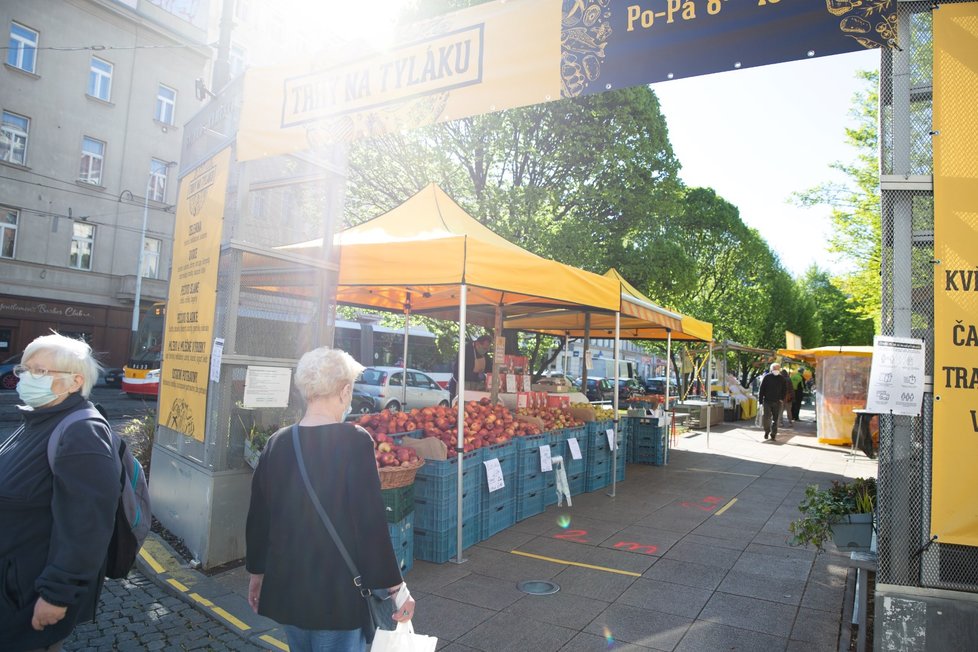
top-left (517, 580), bottom-right (560, 595)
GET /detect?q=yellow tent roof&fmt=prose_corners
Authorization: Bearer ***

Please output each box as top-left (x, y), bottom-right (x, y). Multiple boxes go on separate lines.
top-left (502, 268), bottom-right (713, 342)
top-left (778, 346), bottom-right (874, 363)
top-left (283, 184), bottom-right (620, 313)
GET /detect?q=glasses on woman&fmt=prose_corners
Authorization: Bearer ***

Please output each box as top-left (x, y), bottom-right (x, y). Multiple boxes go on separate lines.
top-left (12, 365), bottom-right (75, 380)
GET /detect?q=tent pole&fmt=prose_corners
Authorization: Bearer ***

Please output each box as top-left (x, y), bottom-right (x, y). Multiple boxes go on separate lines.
top-left (665, 330), bottom-right (672, 442)
top-left (401, 302), bottom-right (410, 409)
top-left (491, 305), bottom-right (503, 403)
top-left (454, 284), bottom-right (468, 564)
top-left (706, 341), bottom-right (713, 448)
top-left (608, 311), bottom-right (620, 498)
top-left (564, 334), bottom-right (570, 376)
top-left (582, 314), bottom-right (591, 394)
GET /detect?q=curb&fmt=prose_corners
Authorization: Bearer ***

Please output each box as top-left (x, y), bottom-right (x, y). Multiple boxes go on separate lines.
top-left (135, 531), bottom-right (290, 651)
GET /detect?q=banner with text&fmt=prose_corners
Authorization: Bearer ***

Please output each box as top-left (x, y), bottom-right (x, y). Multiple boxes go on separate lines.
top-left (237, 0), bottom-right (894, 161)
top-left (159, 148), bottom-right (232, 442)
top-left (931, 1), bottom-right (978, 547)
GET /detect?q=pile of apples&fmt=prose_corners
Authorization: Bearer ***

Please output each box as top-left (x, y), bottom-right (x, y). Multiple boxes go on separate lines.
top-left (370, 433), bottom-right (421, 469)
top-left (515, 406), bottom-right (584, 431)
top-left (570, 402), bottom-right (616, 421)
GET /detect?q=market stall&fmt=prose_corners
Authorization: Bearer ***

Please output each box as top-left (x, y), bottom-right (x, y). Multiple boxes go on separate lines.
top-left (778, 346), bottom-right (874, 446)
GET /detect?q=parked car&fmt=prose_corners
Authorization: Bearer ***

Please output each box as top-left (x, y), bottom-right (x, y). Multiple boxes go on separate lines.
top-left (618, 377), bottom-right (644, 399)
top-left (102, 367), bottom-right (124, 388)
top-left (354, 366), bottom-right (451, 413)
top-left (579, 377), bottom-right (615, 402)
top-left (0, 352), bottom-right (22, 390)
top-left (347, 388), bottom-right (377, 418)
top-left (643, 376), bottom-right (678, 395)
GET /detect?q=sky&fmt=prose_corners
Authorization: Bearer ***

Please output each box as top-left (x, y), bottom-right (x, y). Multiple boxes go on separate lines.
top-left (651, 48), bottom-right (881, 278)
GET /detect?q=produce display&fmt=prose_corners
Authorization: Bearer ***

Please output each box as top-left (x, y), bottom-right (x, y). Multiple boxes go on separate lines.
top-left (571, 402), bottom-right (616, 421)
top-left (370, 433), bottom-right (421, 469)
top-left (359, 398), bottom-right (543, 457)
top-left (515, 405), bottom-right (585, 431)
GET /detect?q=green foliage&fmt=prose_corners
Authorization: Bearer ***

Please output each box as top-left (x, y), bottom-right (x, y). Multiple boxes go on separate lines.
top-left (788, 477), bottom-right (877, 551)
top-left (120, 409), bottom-right (156, 477)
top-left (799, 265), bottom-right (875, 346)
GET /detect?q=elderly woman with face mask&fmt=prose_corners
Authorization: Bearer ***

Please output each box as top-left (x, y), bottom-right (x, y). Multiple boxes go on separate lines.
top-left (245, 346), bottom-right (416, 652)
top-left (0, 333), bottom-right (120, 652)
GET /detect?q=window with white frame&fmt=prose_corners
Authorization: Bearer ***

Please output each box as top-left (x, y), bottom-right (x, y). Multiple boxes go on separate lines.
top-left (7, 22), bottom-right (38, 73)
top-left (88, 56), bottom-right (112, 101)
top-left (1, 206), bottom-right (17, 258)
top-left (70, 222), bottom-right (95, 270)
top-left (155, 84), bottom-right (176, 125)
top-left (79, 136), bottom-right (105, 184)
top-left (141, 237), bottom-right (162, 279)
top-left (1, 111), bottom-right (29, 165)
top-left (149, 158), bottom-right (169, 202)
top-left (229, 44), bottom-right (247, 79)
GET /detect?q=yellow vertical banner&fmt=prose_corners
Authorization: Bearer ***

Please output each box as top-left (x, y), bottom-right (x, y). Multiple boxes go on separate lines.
top-left (158, 148), bottom-right (232, 442)
top-left (931, 2), bottom-right (978, 546)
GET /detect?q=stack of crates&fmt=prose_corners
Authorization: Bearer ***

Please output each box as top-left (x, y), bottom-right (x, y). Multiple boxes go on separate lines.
top-left (628, 416), bottom-right (668, 465)
top-left (382, 484), bottom-right (415, 572)
top-left (553, 427), bottom-right (587, 497)
top-left (480, 441), bottom-right (517, 539)
top-left (585, 420), bottom-right (615, 491)
top-left (412, 449), bottom-right (483, 563)
top-left (515, 433), bottom-right (550, 521)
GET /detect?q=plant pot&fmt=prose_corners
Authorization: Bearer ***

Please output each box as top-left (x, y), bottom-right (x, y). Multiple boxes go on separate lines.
top-left (830, 513), bottom-right (874, 551)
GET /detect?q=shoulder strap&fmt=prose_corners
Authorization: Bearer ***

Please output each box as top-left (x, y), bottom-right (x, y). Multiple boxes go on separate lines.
top-left (46, 406), bottom-right (109, 471)
top-left (291, 424), bottom-right (367, 594)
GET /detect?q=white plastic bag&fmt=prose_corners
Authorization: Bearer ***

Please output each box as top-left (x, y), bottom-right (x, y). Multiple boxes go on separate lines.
top-left (371, 621), bottom-right (438, 652)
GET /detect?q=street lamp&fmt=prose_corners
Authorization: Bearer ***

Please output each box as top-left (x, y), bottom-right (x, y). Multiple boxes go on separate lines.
top-left (131, 160), bottom-right (177, 335)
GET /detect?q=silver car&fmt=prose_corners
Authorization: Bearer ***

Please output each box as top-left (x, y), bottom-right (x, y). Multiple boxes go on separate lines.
top-left (355, 366), bottom-right (451, 413)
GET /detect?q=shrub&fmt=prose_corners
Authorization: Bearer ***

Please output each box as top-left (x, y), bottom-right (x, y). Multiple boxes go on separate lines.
top-left (788, 477), bottom-right (876, 551)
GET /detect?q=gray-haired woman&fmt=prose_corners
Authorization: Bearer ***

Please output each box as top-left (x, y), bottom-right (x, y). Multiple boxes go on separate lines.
top-left (245, 346), bottom-right (416, 652)
top-left (0, 333), bottom-right (119, 652)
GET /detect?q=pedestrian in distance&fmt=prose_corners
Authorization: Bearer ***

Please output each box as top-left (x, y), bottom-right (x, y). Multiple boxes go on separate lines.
top-left (780, 367), bottom-right (794, 427)
top-left (0, 333), bottom-right (120, 652)
top-left (758, 362), bottom-right (788, 441)
top-left (245, 346), bottom-right (415, 652)
top-left (448, 333), bottom-right (492, 400)
top-left (790, 367), bottom-right (805, 421)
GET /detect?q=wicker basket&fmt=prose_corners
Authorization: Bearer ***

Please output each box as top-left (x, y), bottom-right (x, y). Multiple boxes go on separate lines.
top-left (378, 458), bottom-right (425, 489)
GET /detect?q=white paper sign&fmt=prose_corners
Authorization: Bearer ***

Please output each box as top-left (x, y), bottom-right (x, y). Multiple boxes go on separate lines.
top-left (539, 445), bottom-right (552, 472)
top-left (484, 458), bottom-right (505, 493)
top-left (568, 437), bottom-right (582, 460)
top-left (209, 338), bottom-right (224, 383)
top-left (865, 335), bottom-right (926, 416)
top-left (243, 366), bottom-right (292, 408)
top-left (606, 428), bottom-right (616, 451)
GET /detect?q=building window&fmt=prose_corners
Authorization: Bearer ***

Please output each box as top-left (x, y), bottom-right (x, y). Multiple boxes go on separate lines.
top-left (7, 22), bottom-right (38, 74)
top-left (234, 0), bottom-right (251, 23)
top-left (155, 84), bottom-right (176, 125)
top-left (149, 158), bottom-right (169, 202)
top-left (1, 111), bottom-right (29, 165)
top-left (141, 237), bottom-right (161, 279)
top-left (1, 206), bottom-right (17, 258)
top-left (79, 136), bottom-right (105, 185)
top-left (229, 44), bottom-right (247, 79)
top-left (70, 222), bottom-right (95, 270)
top-left (88, 56), bottom-right (113, 101)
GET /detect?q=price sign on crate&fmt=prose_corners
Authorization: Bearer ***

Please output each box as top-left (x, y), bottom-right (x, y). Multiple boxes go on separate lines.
top-left (540, 445), bottom-right (552, 472)
top-left (568, 438), bottom-right (582, 460)
top-left (484, 458), bottom-right (505, 493)
top-left (606, 428), bottom-right (616, 451)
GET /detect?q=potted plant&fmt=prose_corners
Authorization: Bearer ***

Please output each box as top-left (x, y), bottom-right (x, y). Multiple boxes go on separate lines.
top-left (242, 421), bottom-right (277, 469)
top-left (788, 477), bottom-right (876, 552)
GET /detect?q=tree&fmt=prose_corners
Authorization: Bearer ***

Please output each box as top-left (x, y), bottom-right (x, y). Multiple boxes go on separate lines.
top-left (794, 70), bottom-right (881, 328)
top-left (798, 265), bottom-right (875, 346)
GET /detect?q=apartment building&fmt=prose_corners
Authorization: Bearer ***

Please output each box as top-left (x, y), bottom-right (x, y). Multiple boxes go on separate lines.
top-left (0, 0), bottom-right (209, 365)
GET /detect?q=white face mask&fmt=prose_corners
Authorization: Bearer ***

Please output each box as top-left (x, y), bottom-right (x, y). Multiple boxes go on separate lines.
top-left (16, 374), bottom-right (65, 408)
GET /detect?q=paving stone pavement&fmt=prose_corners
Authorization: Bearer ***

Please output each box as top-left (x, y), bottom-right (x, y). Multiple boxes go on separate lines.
top-left (63, 571), bottom-right (264, 652)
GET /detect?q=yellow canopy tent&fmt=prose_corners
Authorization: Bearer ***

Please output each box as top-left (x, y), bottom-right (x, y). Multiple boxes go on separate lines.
top-left (778, 346), bottom-right (874, 446)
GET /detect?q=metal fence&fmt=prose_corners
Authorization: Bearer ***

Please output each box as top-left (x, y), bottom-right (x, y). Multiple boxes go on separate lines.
top-left (877, 0), bottom-right (978, 592)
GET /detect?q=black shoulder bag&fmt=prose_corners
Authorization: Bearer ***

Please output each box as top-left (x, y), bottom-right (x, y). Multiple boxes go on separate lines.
top-left (291, 425), bottom-right (397, 641)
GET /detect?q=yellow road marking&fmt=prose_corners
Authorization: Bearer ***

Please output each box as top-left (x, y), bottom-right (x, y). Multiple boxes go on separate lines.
top-left (212, 606), bottom-right (251, 631)
top-left (139, 548), bottom-right (166, 574)
top-left (510, 550), bottom-right (642, 577)
top-left (189, 593), bottom-right (213, 607)
top-left (714, 498), bottom-right (738, 516)
top-left (166, 578), bottom-right (188, 592)
top-left (260, 634), bottom-right (290, 650)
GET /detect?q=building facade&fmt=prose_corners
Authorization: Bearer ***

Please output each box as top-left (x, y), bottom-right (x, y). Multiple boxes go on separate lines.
top-left (0, 0), bottom-right (210, 365)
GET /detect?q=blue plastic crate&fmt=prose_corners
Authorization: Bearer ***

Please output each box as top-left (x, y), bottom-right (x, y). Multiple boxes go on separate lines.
top-left (413, 488), bottom-right (480, 530)
top-left (482, 441), bottom-right (517, 482)
top-left (414, 449), bottom-right (484, 502)
top-left (568, 472), bottom-right (586, 496)
top-left (564, 425), bottom-right (587, 443)
top-left (381, 484), bottom-right (415, 523)
top-left (516, 489), bottom-right (545, 521)
top-left (543, 477), bottom-right (558, 506)
top-left (516, 432), bottom-right (550, 450)
top-left (546, 430), bottom-right (566, 447)
top-left (388, 513), bottom-right (414, 573)
top-left (480, 498), bottom-right (516, 539)
top-left (413, 517), bottom-right (480, 564)
top-left (415, 448), bottom-right (485, 478)
top-left (516, 469), bottom-right (546, 495)
top-left (389, 430), bottom-right (423, 444)
top-left (584, 421), bottom-right (612, 438)
top-left (586, 470), bottom-right (610, 492)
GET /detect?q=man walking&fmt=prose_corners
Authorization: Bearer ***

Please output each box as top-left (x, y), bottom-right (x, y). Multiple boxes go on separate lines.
top-left (758, 362), bottom-right (788, 441)
top-left (790, 367), bottom-right (805, 421)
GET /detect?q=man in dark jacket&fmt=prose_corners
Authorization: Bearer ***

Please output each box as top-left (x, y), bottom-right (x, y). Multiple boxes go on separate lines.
top-left (758, 362), bottom-right (788, 441)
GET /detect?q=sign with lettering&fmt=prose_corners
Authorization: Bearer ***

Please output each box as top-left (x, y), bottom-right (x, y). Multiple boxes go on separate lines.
top-left (159, 148), bottom-right (231, 442)
top-left (0, 299), bottom-right (98, 322)
top-left (237, 0), bottom-right (894, 162)
top-left (484, 457), bottom-right (505, 493)
top-left (931, 2), bottom-right (978, 546)
top-left (865, 336), bottom-right (925, 416)
top-left (243, 366), bottom-right (292, 408)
